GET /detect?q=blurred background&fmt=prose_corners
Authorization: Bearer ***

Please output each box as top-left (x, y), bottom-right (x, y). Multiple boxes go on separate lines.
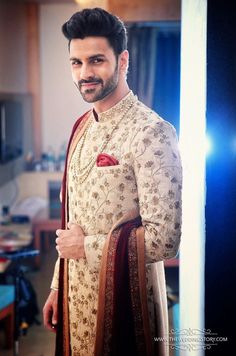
top-left (0, 0), bottom-right (235, 355)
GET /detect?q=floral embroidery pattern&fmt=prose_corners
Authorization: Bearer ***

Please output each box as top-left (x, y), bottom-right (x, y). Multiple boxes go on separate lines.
top-left (51, 92), bottom-right (182, 355)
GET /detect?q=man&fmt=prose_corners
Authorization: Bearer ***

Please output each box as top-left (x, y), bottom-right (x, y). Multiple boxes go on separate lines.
top-left (43, 8), bottom-right (182, 356)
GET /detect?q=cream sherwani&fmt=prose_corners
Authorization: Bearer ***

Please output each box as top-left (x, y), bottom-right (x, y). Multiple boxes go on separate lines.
top-left (51, 92), bottom-right (182, 355)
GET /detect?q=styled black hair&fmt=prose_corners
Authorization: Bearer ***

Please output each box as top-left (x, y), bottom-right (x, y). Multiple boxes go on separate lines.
top-left (62, 8), bottom-right (127, 56)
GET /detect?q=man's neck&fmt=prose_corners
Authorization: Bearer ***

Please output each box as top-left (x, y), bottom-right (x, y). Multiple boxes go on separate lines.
top-left (93, 82), bottom-right (130, 113)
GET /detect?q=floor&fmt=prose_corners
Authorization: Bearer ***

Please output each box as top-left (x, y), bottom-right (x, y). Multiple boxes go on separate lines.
top-left (0, 238), bottom-right (179, 356)
top-left (0, 242), bottom-right (57, 356)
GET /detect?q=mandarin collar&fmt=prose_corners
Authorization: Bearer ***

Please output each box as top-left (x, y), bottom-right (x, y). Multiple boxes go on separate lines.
top-left (92, 91), bottom-right (137, 123)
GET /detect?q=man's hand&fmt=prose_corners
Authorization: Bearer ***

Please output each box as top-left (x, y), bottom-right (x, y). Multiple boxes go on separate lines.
top-left (55, 222), bottom-right (85, 259)
top-left (43, 289), bottom-right (58, 333)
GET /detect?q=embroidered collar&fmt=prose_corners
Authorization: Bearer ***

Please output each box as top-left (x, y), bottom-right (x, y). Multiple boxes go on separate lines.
top-left (92, 91), bottom-right (137, 123)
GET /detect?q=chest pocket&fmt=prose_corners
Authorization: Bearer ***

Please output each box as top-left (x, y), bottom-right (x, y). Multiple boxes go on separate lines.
top-left (96, 164), bottom-right (135, 185)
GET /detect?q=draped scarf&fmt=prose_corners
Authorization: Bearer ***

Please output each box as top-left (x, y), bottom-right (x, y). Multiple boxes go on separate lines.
top-left (55, 112), bottom-right (154, 356)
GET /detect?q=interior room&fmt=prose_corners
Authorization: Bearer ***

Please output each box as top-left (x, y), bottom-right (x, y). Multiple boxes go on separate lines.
top-left (0, 0), bottom-right (235, 355)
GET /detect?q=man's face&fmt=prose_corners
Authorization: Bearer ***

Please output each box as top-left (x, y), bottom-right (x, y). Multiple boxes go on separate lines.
top-left (69, 37), bottom-right (120, 103)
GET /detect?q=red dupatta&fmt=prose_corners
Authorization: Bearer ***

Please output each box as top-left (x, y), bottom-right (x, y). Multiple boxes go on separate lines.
top-left (55, 112), bottom-right (154, 356)
top-left (94, 218), bottom-right (154, 356)
top-left (56, 111), bottom-right (90, 356)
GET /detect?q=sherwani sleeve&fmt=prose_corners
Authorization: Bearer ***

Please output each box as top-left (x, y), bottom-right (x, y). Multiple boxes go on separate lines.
top-left (51, 257), bottom-right (60, 289)
top-left (83, 119), bottom-right (182, 269)
top-left (83, 234), bottom-right (107, 271)
top-left (132, 119), bottom-right (182, 263)
top-left (50, 236), bottom-right (106, 288)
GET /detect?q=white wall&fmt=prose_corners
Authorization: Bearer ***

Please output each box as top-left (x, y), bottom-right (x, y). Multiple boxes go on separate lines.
top-left (40, 4), bottom-right (91, 156)
top-left (0, 1), bottom-right (27, 93)
top-left (179, 0), bottom-right (207, 354)
top-left (0, 2), bottom-right (29, 206)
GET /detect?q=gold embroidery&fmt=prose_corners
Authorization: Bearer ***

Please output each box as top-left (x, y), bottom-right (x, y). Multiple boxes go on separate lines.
top-left (63, 91), bottom-right (182, 355)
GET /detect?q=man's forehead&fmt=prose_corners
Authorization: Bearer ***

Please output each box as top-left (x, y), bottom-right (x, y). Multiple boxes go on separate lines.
top-left (69, 36), bottom-right (112, 55)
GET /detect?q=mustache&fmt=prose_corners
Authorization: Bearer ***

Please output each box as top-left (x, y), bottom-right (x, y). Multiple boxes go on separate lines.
top-left (78, 78), bottom-right (103, 86)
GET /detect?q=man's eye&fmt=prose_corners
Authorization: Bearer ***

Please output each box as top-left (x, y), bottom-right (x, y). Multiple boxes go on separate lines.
top-left (92, 58), bottom-right (103, 64)
top-left (72, 61), bottom-right (81, 66)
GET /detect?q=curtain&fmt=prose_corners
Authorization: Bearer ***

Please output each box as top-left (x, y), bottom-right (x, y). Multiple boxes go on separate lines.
top-left (127, 23), bottom-right (180, 134)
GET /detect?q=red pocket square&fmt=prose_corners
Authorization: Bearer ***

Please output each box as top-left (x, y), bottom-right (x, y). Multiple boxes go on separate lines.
top-left (96, 153), bottom-right (119, 167)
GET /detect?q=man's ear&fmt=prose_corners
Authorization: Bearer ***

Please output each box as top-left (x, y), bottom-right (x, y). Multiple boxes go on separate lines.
top-left (119, 50), bottom-right (129, 74)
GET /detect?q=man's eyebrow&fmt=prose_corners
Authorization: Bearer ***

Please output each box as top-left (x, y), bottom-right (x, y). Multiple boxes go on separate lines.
top-left (89, 54), bottom-right (106, 60)
top-left (70, 57), bottom-right (81, 62)
top-left (69, 54), bottom-right (106, 62)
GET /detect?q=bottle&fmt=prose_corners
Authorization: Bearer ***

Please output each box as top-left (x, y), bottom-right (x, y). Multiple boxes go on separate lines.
top-left (58, 143), bottom-right (66, 172)
top-left (41, 153), bottom-right (48, 171)
top-left (47, 146), bottom-right (56, 172)
top-left (1, 206), bottom-right (11, 225)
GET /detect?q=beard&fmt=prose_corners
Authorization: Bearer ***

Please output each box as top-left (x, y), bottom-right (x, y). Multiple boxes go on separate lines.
top-left (75, 65), bottom-right (119, 103)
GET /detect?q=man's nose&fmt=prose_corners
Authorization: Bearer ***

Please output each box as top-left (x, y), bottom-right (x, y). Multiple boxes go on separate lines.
top-left (80, 63), bottom-right (94, 80)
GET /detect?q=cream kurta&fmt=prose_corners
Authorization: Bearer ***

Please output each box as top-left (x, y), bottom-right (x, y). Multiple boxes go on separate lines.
top-left (51, 92), bottom-right (182, 355)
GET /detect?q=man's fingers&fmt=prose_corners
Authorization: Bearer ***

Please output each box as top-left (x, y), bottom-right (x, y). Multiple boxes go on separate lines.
top-left (67, 221), bottom-right (76, 230)
top-left (67, 221), bottom-right (84, 233)
top-left (43, 309), bottom-right (50, 328)
top-left (56, 229), bottom-right (62, 236)
top-left (43, 306), bottom-right (55, 332)
top-left (52, 308), bottom-right (57, 326)
top-left (56, 224), bottom-right (84, 236)
top-left (43, 290), bottom-right (58, 333)
top-left (55, 229), bottom-right (72, 240)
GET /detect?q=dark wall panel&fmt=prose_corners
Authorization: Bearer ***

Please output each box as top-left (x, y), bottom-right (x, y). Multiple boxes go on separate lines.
top-left (206, 1), bottom-right (236, 354)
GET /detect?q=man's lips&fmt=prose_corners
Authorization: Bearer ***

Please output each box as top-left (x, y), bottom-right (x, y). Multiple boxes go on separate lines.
top-left (80, 81), bottom-right (101, 88)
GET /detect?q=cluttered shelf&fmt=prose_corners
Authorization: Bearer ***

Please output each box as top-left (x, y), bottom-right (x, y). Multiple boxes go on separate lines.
top-left (0, 223), bottom-right (33, 273)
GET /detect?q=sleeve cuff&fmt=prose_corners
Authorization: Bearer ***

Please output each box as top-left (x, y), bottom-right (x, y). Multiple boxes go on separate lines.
top-left (84, 234), bottom-right (106, 272)
top-left (50, 257), bottom-right (60, 290)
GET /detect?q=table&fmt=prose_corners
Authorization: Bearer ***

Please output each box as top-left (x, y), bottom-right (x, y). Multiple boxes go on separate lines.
top-left (32, 209), bottom-right (60, 269)
top-left (0, 223), bottom-right (32, 273)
